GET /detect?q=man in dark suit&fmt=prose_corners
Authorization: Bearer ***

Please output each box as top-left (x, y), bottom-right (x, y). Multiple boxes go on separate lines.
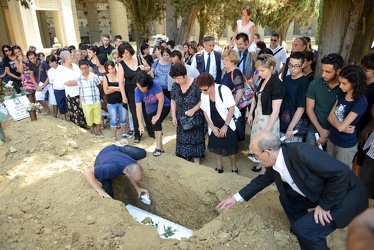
top-left (191, 35), bottom-right (222, 83)
top-left (217, 131), bottom-right (368, 250)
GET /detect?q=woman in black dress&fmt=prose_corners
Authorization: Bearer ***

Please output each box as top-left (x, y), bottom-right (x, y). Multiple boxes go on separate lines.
top-left (197, 72), bottom-right (241, 174)
top-left (118, 42), bottom-right (153, 143)
top-left (170, 63), bottom-right (205, 164)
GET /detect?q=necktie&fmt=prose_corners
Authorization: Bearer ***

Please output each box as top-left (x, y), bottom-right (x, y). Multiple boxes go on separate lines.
top-left (239, 51), bottom-right (246, 74)
top-left (206, 52), bottom-right (211, 73)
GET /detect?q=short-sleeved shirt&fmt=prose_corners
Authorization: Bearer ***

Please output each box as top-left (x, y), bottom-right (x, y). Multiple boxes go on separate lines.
top-left (280, 75), bottom-right (310, 133)
top-left (94, 145), bottom-right (136, 180)
top-left (77, 72), bottom-right (101, 104)
top-left (135, 81), bottom-right (171, 114)
top-left (220, 68), bottom-right (244, 93)
top-left (356, 82), bottom-right (374, 132)
top-left (3, 57), bottom-right (21, 79)
top-left (98, 45), bottom-right (115, 56)
top-left (329, 94), bottom-right (368, 148)
top-left (152, 59), bottom-right (171, 89)
top-left (256, 74), bottom-right (285, 115)
top-left (306, 77), bottom-right (342, 133)
top-left (48, 66), bottom-right (65, 90)
top-left (27, 61), bottom-right (40, 82)
top-left (39, 61), bottom-right (50, 83)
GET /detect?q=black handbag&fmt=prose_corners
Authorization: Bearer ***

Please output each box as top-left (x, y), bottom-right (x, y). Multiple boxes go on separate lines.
top-left (179, 113), bottom-right (204, 131)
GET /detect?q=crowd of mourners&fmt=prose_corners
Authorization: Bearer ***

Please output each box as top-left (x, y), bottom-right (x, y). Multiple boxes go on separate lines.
top-left (0, 6), bottom-right (373, 198)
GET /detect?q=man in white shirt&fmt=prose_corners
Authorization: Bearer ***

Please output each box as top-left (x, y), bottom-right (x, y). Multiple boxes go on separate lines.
top-left (191, 35), bottom-right (222, 83)
top-left (168, 50), bottom-right (199, 91)
top-left (217, 131), bottom-right (368, 250)
top-left (267, 33), bottom-right (287, 73)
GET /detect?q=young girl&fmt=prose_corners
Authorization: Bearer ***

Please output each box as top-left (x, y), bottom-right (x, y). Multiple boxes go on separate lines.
top-left (230, 6), bottom-right (257, 62)
top-left (327, 65), bottom-right (368, 168)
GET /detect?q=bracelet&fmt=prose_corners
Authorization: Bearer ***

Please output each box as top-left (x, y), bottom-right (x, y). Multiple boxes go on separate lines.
top-left (225, 123), bottom-right (229, 127)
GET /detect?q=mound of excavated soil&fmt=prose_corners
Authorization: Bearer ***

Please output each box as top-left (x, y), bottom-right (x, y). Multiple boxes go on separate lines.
top-left (0, 115), bottom-right (371, 249)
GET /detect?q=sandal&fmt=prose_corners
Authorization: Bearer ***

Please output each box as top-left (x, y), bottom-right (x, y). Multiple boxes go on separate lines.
top-left (134, 134), bottom-right (142, 143)
top-left (153, 149), bottom-right (164, 157)
top-left (251, 166), bottom-right (262, 172)
top-left (215, 167), bottom-right (224, 174)
top-left (128, 130), bottom-right (134, 135)
top-left (232, 169), bottom-right (239, 174)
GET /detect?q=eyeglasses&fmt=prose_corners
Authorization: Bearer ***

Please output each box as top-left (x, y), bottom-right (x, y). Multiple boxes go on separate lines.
top-left (270, 39), bottom-right (278, 42)
top-left (199, 87), bottom-right (209, 92)
top-left (254, 149), bottom-right (271, 160)
top-left (288, 63), bottom-right (302, 69)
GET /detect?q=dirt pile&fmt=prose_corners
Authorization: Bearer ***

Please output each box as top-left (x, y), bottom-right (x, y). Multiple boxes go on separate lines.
top-left (0, 115), bottom-right (369, 249)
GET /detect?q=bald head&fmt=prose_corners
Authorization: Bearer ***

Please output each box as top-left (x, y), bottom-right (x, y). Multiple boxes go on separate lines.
top-left (250, 132), bottom-right (281, 167)
top-left (251, 132), bottom-right (281, 151)
top-left (125, 163), bottom-right (143, 182)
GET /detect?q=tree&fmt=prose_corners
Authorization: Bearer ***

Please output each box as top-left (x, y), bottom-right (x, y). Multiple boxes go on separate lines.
top-left (254, 0), bottom-right (318, 42)
top-left (316, 0), bottom-right (374, 76)
top-left (116, 0), bottom-right (165, 51)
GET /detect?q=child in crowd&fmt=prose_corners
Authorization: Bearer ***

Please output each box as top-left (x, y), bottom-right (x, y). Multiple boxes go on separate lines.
top-left (230, 6), bottom-right (257, 62)
top-left (77, 60), bottom-right (102, 136)
top-left (327, 65), bottom-right (368, 168)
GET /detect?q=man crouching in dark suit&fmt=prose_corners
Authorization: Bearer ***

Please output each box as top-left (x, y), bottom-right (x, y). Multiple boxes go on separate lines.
top-left (217, 131), bottom-right (368, 250)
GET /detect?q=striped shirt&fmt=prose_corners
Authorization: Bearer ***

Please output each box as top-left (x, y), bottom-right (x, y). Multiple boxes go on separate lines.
top-left (78, 72), bottom-right (101, 105)
top-left (363, 132), bottom-right (374, 159)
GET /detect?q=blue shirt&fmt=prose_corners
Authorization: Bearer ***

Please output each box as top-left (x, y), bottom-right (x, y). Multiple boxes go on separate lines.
top-left (135, 81), bottom-right (171, 114)
top-left (152, 59), bottom-right (171, 89)
top-left (94, 145), bottom-right (136, 179)
top-left (329, 93), bottom-right (368, 148)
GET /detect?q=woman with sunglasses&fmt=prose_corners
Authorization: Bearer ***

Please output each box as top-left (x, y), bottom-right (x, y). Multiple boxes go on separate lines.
top-left (3, 45), bottom-right (22, 93)
top-left (247, 54), bottom-right (284, 173)
top-left (198, 72), bottom-right (241, 174)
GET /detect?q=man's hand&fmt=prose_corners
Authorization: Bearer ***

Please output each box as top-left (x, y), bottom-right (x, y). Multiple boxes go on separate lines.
top-left (314, 205), bottom-right (333, 226)
top-left (216, 197), bottom-right (237, 213)
top-left (98, 190), bottom-right (113, 199)
top-left (136, 188), bottom-right (149, 198)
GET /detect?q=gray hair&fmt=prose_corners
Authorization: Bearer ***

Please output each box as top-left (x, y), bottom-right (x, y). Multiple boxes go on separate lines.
top-left (203, 35), bottom-right (215, 43)
top-left (173, 45), bottom-right (184, 55)
top-left (127, 163), bottom-right (143, 178)
top-left (60, 51), bottom-right (71, 64)
top-left (111, 49), bottom-right (119, 56)
top-left (257, 132), bottom-right (281, 152)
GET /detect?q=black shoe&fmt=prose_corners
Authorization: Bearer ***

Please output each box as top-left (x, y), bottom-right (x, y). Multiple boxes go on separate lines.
top-left (215, 167), bottom-right (224, 174)
top-left (251, 166), bottom-right (261, 172)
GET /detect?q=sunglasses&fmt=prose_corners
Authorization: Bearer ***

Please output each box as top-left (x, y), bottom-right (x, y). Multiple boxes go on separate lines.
top-left (323, 54), bottom-right (339, 64)
top-left (258, 56), bottom-right (269, 62)
top-left (12, 45), bottom-right (21, 50)
top-left (270, 39), bottom-right (278, 42)
top-left (4, 49), bottom-right (10, 52)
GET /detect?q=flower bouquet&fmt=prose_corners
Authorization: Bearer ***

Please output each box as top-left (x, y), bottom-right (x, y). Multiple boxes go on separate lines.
top-left (26, 102), bottom-right (42, 121)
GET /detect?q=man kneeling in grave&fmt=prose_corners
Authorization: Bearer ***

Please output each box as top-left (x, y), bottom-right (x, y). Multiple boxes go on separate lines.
top-left (84, 140), bottom-right (149, 199)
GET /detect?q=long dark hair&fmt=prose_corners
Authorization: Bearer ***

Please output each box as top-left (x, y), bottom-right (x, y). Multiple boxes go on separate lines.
top-left (339, 65), bottom-right (367, 100)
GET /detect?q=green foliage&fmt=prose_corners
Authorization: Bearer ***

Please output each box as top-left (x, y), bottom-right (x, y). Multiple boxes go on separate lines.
top-left (161, 225), bottom-right (177, 238)
top-left (117, 0), bottom-right (166, 39)
top-left (253, 0), bottom-right (318, 31)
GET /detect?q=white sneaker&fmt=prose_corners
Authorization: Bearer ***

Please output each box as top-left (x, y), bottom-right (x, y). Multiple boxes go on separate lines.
top-left (122, 134), bottom-right (132, 139)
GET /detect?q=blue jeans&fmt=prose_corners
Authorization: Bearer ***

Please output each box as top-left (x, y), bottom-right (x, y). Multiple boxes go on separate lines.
top-left (107, 103), bottom-right (127, 127)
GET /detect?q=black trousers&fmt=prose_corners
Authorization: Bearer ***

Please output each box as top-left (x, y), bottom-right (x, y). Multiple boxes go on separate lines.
top-left (126, 91), bottom-right (154, 138)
